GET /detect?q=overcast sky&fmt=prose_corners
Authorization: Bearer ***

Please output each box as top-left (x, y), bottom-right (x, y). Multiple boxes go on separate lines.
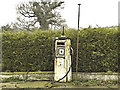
top-left (0, 0), bottom-right (119, 29)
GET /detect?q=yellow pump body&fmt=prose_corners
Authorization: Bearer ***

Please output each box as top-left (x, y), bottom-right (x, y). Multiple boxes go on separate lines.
top-left (54, 38), bottom-right (72, 82)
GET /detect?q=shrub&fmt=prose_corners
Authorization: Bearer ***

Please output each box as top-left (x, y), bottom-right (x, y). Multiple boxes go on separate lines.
top-left (78, 27), bottom-right (118, 72)
top-left (2, 27), bottom-right (118, 72)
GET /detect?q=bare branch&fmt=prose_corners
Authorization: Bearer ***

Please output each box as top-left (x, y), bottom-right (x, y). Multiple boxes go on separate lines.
top-left (16, 0), bottom-right (65, 30)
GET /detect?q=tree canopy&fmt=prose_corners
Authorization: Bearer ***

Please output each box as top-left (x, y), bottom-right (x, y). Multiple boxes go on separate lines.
top-left (16, 0), bottom-right (65, 30)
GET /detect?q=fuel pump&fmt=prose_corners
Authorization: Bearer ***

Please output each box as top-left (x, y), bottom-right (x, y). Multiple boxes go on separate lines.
top-left (54, 27), bottom-right (73, 82)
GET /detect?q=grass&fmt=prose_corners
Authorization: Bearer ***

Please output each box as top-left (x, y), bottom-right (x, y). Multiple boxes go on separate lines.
top-left (1, 71), bottom-right (119, 88)
top-left (2, 77), bottom-right (24, 83)
top-left (1, 71), bottom-right (118, 75)
top-left (17, 81), bottom-right (49, 88)
top-left (1, 76), bottom-right (118, 88)
top-left (1, 71), bottom-right (54, 75)
top-left (1, 81), bottom-right (118, 88)
top-left (73, 79), bottom-right (118, 87)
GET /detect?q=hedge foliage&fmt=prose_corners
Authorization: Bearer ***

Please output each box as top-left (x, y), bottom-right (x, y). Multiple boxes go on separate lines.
top-left (2, 27), bottom-right (118, 72)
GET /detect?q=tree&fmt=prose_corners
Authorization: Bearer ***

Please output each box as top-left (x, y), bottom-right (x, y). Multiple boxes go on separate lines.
top-left (1, 24), bottom-right (13, 31)
top-left (15, 17), bottom-right (37, 31)
top-left (16, 0), bottom-right (65, 30)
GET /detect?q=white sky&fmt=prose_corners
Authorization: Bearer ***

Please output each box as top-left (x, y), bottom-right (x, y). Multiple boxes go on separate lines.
top-left (0, 0), bottom-right (119, 28)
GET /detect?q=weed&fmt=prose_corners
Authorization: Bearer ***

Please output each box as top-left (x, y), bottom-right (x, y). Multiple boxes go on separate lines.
top-left (2, 77), bottom-right (23, 82)
top-left (73, 79), bottom-right (118, 87)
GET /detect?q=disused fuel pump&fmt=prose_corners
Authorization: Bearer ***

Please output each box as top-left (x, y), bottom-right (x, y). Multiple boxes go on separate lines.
top-left (54, 27), bottom-right (73, 82)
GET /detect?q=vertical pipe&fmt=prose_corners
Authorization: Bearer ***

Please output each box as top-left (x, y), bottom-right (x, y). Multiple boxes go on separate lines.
top-left (76, 4), bottom-right (81, 76)
top-left (78, 4), bottom-right (81, 30)
top-left (62, 26), bottom-right (64, 36)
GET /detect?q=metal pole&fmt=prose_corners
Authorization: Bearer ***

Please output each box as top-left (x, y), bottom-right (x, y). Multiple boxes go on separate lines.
top-left (78, 4), bottom-right (81, 30)
top-left (62, 26), bottom-right (64, 36)
top-left (76, 4), bottom-right (81, 76)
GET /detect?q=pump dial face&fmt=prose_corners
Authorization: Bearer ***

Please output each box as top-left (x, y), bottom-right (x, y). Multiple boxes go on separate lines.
top-left (56, 47), bottom-right (65, 57)
top-left (59, 48), bottom-right (65, 55)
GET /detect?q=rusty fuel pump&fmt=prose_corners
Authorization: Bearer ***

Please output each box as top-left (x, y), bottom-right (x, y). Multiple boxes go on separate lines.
top-left (54, 26), bottom-right (73, 82)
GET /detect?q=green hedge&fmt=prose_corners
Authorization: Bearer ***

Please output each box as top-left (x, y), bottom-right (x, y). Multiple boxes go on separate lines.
top-left (2, 27), bottom-right (118, 72)
top-left (78, 27), bottom-right (118, 72)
